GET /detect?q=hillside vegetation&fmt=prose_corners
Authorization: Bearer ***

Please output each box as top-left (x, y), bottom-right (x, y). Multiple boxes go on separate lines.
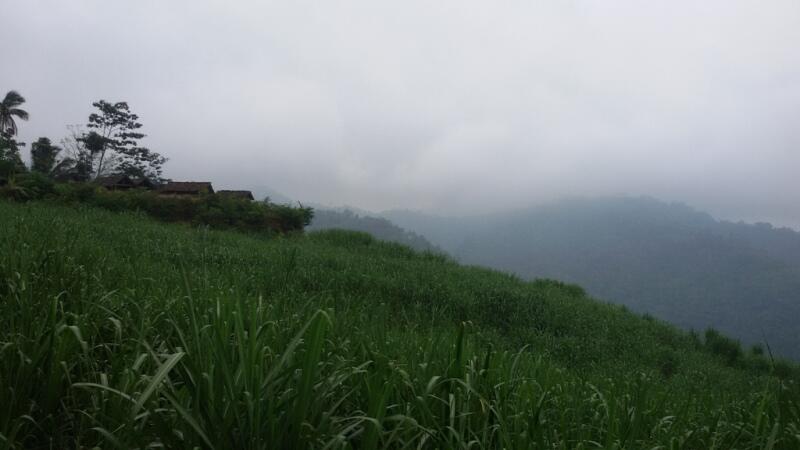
top-left (309, 208), bottom-right (440, 252)
top-left (1, 201), bottom-right (798, 448)
top-left (384, 197), bottom-right (800, 360)
top-left (0, 176), bottom-right (313, 233)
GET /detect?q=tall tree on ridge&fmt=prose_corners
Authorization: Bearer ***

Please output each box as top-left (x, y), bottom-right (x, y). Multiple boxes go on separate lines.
top-left (0, 90), bottom-right (29, 174)
top-left (30, 137), bottom-right (62, 174)
top-left (77, 100), bottom-right (166, 181)
top-left (0, 90), bottom-right (29, 138)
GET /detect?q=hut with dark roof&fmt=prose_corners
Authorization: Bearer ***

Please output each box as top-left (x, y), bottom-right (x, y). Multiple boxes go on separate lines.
top-left (132, 177), bottom-right (157, 190)
top-left (95, 175), bottom-right (135, 190)
top-left (158, 181), bottom-right (214, 196)
top-left (217, 190), bottom-right (255, 201)
top-left (54, 171), bottom-right (88, 183)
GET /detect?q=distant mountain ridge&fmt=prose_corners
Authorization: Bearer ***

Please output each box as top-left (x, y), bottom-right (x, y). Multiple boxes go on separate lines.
top-left (383, 197), bottom-right (800, 360)
top-left (309, 208), bottom-right (441, 253)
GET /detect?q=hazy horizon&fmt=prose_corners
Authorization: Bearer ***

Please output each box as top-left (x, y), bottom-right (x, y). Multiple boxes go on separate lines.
top-left (3, 1), bottom-right (799, 228)
top-left (316, 194), bottom-right (800, 233)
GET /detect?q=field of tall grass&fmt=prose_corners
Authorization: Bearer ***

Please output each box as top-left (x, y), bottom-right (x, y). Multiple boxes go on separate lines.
top-left (1, 200), bottom-right (798, 449)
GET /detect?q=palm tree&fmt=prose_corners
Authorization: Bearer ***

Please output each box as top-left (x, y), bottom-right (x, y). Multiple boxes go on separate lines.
top-left (0, 90), bottom-right (29, 137)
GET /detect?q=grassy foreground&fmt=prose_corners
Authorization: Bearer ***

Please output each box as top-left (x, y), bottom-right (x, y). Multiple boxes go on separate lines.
top-left (1, 201), bottom-right (798, 449)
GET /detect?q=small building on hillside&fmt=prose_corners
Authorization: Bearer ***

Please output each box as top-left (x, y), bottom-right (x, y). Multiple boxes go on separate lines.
top-left (54, 171), bottom-right (88, 183)
top-left (95, 175), bottom-right (135, 190)
top-left (158, 181), bottom-right (214, 196)
top-left (133, 178), bottom-right (157, 190)
top-left (217, 190), bottom-right (255, 201)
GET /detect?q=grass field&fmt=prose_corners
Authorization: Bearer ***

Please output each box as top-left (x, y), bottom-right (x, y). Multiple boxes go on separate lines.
top-left (1, 200), bottom-right (798, 449)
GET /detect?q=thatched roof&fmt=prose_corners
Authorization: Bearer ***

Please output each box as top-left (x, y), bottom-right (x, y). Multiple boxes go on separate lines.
top-left (133, 178), bottom-right (156, 189)
top-left (158, 181), bottom-right (214, 195)
top-left (95, 175), bottom-right (134, 188)
top-left (217, 190), bottom-right (255, 201)
top-left (51, 169), bottom-right (87, 183)
top-left (92, 175), bottom-right (136, 189)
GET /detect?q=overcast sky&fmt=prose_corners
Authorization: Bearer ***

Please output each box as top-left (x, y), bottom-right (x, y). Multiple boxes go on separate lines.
top-left (2, 1), bottom-right (799, 226)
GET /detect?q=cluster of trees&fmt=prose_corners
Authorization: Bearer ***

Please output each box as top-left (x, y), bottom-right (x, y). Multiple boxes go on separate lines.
top-left (61, 185), bottom-right (314, 234)
top-left (1, 89), bottom-right (314, 234)
top-left (0, 90), bottom-right (166, 183)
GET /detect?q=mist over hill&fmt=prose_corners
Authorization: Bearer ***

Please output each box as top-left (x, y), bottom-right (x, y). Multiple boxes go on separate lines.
top-left (383, 197), bottom-right (800, 360)
top-left (249, 186), bottom-right (295, 205)
top-left (309, 208), bottom-right (440, 253)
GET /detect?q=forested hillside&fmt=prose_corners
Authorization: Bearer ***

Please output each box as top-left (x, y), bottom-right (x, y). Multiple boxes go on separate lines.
top-left (384, 197), bottom-right (800, 360)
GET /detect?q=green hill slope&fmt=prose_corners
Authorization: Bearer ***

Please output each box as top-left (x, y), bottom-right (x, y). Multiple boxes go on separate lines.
top-left (384, 197), bottom-right (800, 360)
top-left (309, 208), bottom-right (440, 253)
top-left (1, 201), bottom-right (798, 448)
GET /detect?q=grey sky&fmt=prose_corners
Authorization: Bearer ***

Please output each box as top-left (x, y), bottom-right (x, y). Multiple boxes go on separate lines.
top-left (3, 1), bottom-right (799, 227)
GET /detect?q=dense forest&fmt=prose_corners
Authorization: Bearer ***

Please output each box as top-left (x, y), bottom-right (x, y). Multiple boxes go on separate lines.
top-left (384, 197), bottom-right (800, 360)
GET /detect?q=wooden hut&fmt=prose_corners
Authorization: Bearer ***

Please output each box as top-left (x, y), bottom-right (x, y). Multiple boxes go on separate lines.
top-left (133, 178), bottom-right (156, 190)
top-left (217, 190), bottom-right (255, 201)
top-left (95, 175), bottom-right (135, 190)
top-left (54, 171), bottom-right (88, 183)
top-left (158, 181), bottom-right (214, 196)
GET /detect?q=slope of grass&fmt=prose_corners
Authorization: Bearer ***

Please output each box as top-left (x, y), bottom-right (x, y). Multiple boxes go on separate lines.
top-left (309, 208), bottom-right (440, 252)
top-left (1, 200), bottom-right (798, 449)
top-left (384, 198), bottom-right (800, 360)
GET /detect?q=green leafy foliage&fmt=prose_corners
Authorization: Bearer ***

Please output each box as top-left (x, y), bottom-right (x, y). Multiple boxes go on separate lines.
top-left (705, 328), bottom-right (744, 366)
top-left (0, 90), bottom-right (28, 137)
top-left (29, 137), bottom-right (61, 174)
top-left (0, 135), bottom-right (26, 175)
top-left (0, 172), bottom-right (55, 202)
top-left (73, 185), bottom-right (312, 233)
top-left (2, 180), bottom-right (313, 234)
top-left (79, 100), bottom-right (167, 180)
top-left (0, 200), bottom-right (798, 448)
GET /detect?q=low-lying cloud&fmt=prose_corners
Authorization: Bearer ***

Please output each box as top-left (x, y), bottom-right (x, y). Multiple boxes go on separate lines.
top-left (3, 0), bottom-right (799, 226)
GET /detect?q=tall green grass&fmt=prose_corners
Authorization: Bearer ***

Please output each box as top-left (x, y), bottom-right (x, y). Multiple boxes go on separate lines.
top-left (0, 201), bottom-right (798, 448)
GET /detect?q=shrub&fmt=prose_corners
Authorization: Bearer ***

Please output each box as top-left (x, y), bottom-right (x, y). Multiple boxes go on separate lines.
top-left (688, 329), bottom-right (702, 349)
top-left (658, 348), bottom-right (679, 379)
top-left (0, 172), bottom-right (55, 201)
top-left (309, 229), bottom-right (375, 247)
top-left (0, 159), bottom-right (15, 178)
top-left (704, 328), bottom-right (743, 366)
top-left (772, 359), bottom-right (796, 379)
top-left (48, 187), bottom-right (315, 234)
top-left (0, 182), bottom-right (30, 201)
top-left (20, 172), bottom-right (56, 199)
top-left (531, 279), bottom-right (586, 298)
top-left (55, 182), bottom-right (98, 202)
top-left (266, 202), bottom-right (314, 232)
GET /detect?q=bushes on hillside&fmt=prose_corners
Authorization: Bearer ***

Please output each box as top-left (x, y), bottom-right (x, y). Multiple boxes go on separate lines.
top-left (704, 327), bottom-right (799, 378)
top-left (705, 328), bottom-right (744, 366)
top-left (0, 172), bottom-right (55, 201)
top-left (4, 179), bottom-right (313, 234)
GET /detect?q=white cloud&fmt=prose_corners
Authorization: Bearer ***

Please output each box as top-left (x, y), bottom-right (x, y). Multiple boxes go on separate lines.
top-left (2, 0), bottom-right (799, 225)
